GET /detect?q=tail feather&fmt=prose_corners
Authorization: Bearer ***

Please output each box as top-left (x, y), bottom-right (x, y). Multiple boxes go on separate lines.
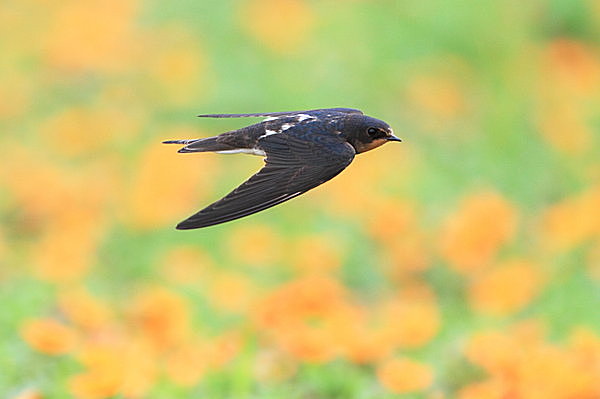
top-left (163, 139), bottom-right (197, 145)
top-left (163, 136), bottom-right (236, 153)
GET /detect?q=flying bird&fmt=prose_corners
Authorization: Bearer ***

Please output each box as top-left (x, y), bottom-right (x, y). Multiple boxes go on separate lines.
top-left (163, 107), bottom-right (401, 229)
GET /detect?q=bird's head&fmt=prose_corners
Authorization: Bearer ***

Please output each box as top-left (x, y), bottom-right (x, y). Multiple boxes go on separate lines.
top-left (341, 115), bottom-right (401, 154)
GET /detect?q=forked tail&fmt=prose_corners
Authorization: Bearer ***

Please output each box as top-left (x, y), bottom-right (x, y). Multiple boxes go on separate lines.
top-left (163, 137), bottom-right (236, 153)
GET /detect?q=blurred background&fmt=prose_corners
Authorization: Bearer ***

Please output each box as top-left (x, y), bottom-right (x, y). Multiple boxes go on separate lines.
top-left (2, 0), bottom-right (600, 398)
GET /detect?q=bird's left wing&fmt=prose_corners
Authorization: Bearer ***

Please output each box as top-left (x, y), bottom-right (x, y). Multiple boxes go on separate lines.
top-left (176, 133), bottom-right (355, 229)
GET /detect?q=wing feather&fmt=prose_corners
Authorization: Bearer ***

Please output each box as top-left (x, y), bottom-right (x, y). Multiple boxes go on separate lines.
top-left (176, 133), bottom-right (355, 229)
top-left (197, 108), bottom-right (363, 118)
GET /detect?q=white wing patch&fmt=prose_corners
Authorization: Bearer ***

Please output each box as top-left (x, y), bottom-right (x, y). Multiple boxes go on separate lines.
top-left (259, 113), bottom-right (317, 138)
top-left (216, 148), bottom-right (266, 156)
top-left (296, 114), bottom-right (316, 122)
top-left (263, 129), bottom-right (279, 136)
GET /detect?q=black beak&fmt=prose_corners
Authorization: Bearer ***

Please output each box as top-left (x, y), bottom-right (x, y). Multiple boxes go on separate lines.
top-left (386, 135), bottom-right (402, 142)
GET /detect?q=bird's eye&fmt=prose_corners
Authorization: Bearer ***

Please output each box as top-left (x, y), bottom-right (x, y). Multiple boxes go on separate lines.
top-left (367, 127), bottom-right (378, 136)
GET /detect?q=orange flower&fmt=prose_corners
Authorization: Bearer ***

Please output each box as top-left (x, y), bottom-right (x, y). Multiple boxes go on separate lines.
top-left (241, 0), bottom-right (315, 53)
top-left (380, 298), bottom-right (440, 348)
top-left (128, 287), bottom-right (190, 350)
top-left (164, 332), bottom-right (240, 386)
top-left (465, 326), bottom-right (532, 376)
top-left (123, 138), bottom-right (216, 229)
top-left (367, 199), bottom-right (417, 243)
top-left (540, 186), bottom-right (600, 251)
top-left (339, 325), bottom-right (396, 364)
top-left (516, 344), bottom-right (598, 399)
top-left (254, 275), bottom-right (348, 330)
top-left (438, 191), bottom-right (518, 274)
top-left (534, 39), bottom-right (600, 156)
top-left (21, 318), bottom-right (78, 355)
top-left (469, 259), bottom-right (543, 316)
top-left (276, 324), bottom-right (338, 363)
top-left (254, 276), bottom-right (352, 362)
top-left (542, 39), bottom-right (600, 97)
top-left (227, 224), bottom-right (283, 267)
top-left (58, 289), bottom-right (112, 331)
top-left (384, 233), bottom-right (431, 278)
top-left (69, 341), bottom-right (157, 399)
top-left (376, 357), bottom-right (434, 394)
top-left (205, 332), bottom-right (241, 368)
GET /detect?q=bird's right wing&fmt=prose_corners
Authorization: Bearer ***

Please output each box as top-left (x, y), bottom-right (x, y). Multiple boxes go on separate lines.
top-left (176, 133), bottom-right (355, 229)
top-left (197, 108), bottom-right (363, 118)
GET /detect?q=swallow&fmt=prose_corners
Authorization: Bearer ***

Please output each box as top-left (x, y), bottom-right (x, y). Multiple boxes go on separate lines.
top-left (163, 107), bottom-right (401, 229)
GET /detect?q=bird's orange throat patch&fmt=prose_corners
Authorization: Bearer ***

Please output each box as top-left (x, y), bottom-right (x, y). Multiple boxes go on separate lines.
top-left (355, 138), bottom-right (387, 154)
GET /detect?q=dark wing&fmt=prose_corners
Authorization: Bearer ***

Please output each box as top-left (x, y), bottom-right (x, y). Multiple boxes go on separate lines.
top-left (176, 133), bottom-right (355, 229)
top-left (197, 108), bottom-right (363, 118)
